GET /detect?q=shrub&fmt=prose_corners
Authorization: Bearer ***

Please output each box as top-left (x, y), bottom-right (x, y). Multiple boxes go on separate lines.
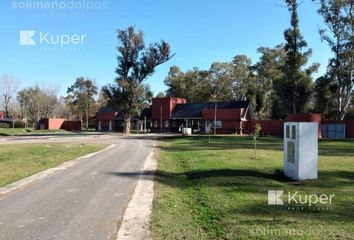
top-left (14, 121), bottom-right (26, 128)
top-left (0, 123), bottom-right (10, 128)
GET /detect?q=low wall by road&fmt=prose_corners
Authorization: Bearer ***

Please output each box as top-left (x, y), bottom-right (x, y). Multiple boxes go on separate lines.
top-left (38, 118), bottom-right (82, 131)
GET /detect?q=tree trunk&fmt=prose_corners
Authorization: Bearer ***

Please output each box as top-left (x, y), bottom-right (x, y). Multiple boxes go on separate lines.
top-left (4, 94), bottom-right (10, 118)
top-left (124, 114), bottom-right (131, 134)
top-left (337, 86), bottom-right (342, 120)
top-left (86, 103), bottom-right (89, 130)
top-left (340, 72), bottom-right (354, 120)
top-left (79, 112), bottom-right (83, 128)
top-left (4, 103), bottom-right (9, 119)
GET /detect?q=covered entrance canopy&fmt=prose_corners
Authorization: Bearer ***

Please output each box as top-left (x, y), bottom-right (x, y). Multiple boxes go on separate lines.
top-left (169, 101), bottom-right (254, 134)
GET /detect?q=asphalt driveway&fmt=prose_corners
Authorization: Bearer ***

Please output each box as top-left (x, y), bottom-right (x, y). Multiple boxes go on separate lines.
top-left (0, 134), bottom-right (155, 240)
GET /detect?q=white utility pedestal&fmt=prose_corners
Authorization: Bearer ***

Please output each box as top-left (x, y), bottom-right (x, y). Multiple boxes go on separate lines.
top-left (182, 128), bottom-right (192, 136)
top-left (283, 122), bottom-right (318, 180)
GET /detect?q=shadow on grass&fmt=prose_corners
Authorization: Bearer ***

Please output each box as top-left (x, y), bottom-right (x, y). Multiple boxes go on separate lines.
top-left (107, 169), bottom-right (316, 191)
top-left (107, 168), bottom-right (288, 191)
top-left (108, 168), bottom-right (286, 179)
top-left (0, 133), bottom-right (11, 136)
top-left (107, 168), bottom-right (354, 191)
top-left (153, 136), bottom-right (354, 157)
top-left (232, 200), bottom-right (354, 225)
top-left (109, 168), bottom-right (354, 225)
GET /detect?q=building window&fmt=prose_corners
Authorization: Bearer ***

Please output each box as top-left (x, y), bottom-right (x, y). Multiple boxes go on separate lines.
top-left (213, 120), bottom-right (222, 129)
top-left (286, 125), bottom-right (290, 138)
top-left (292, 125), bottom-right (296, 139)
top-left (164, 120), bottom-right (169, 128)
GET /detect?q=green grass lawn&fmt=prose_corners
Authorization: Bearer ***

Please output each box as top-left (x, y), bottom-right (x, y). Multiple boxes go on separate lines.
top-left (0, 143), bottom-right (107, 187)
top-left (0, 128), bottom-right (69, 136)
top-left (0, 128), bottom-right (103, 137)
top-left (151, 136), bottom-right (354, 240)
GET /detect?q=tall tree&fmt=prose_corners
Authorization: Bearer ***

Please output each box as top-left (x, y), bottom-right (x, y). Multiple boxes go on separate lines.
top-left (17, 85), bottom-right (58, 122)
top-left (54, 97), bottom-right (72, 120)
top-left (346, 92), bottom-right (354, 118)
top-left (105, 26), bottom-right (173, 133)
top-left (97, 88), bottom-right (109, 107)
top-left (316, 0), bottom-right (354, 120)
top-left (164, 66), bottom-right (210, 102)
top-left (184, 69), bottom-right (211, 102)
top-left (165, 58), bottom-right (258, 105)
top-left (164, 66), bottom-right (186, 98)
top-left (67, 77), bottom-right (98, 129)
top-left (141, 84), bottom-right (154, 108)
top-left (277, 0), bottom-right (319, 115)
top-left (232, 55), bottom-right (258, 107)
top-left (255, 45), bottom-right (287, 118)
top-left (314, 76), bottom-right (337, 119)
top-left (0, 75), bottom-right (21, 118)
top-left (207, 62), bottom-right (234, 102)
top-left (104, 82), bottom-right (153, 121)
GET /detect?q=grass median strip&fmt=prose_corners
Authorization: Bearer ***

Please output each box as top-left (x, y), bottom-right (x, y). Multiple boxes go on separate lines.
top-left (151, 136), bottom-right (354, 240)
top-left (0, 143), bottom-right (107, 188)
top-left (0, 128), bottom-right (69, 136)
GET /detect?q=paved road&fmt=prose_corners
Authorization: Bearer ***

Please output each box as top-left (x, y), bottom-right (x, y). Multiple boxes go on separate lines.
top-left (0, 135), bottom-right (155, 240)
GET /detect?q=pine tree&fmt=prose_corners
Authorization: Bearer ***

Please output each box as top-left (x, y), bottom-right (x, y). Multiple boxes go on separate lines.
top-left (277, 0), bottom-right (319, 115)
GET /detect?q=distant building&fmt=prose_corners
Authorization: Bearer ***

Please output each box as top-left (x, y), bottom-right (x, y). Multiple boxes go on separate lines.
top-left (95, 107), bottom-right (123, 132)
top-left (37, 118), bottom-right (82, 131)
top-left (95, 106), bottom-right (151, 132)
top-left (0, 110), bottom-right (13, 124)
top-left (151, 97), bottom-right (254, 134)
top-left (95, 97), bottom-right (255, 134)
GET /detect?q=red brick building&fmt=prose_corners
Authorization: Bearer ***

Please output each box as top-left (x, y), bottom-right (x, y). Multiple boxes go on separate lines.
top-left (95, 107), bottom-right (120, 131)
top-left (151, 97), bottom-right (255, 134)
top-left (0, 110), bottom-right (12, 124)
top-left (37, 118), bottom-right (82, 131)
top-left (95, 107), bottom-right (146, 132)
top-left (95, 97), bottom-right (255, 134)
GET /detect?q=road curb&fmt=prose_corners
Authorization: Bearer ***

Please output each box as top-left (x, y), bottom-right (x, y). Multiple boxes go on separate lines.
top-left (0, 144), bottom-right (116, 197)
top-left (116, 142), bottom-right (157, 240)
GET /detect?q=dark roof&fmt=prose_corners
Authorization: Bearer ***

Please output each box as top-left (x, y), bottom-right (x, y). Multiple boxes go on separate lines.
top-left (96, 106), bottom-right (121, 119)
top-left (97, 106), bottom-right (117, 114)
top-left (115, 108), bottom-right (151, 120)
top-left (171, 101), bottom-right (250, 119)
